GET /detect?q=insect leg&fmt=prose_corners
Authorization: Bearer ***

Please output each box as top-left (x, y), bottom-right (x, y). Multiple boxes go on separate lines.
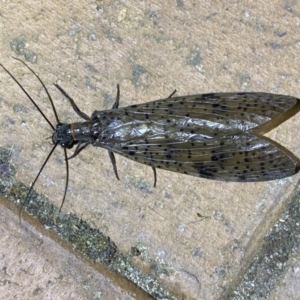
top-left (108, 151), bottom-right (120, 180)
top-left (59, 148), bottom-right (69, 212)
top-left (111, 84), bottom-right (120, 109)
top-left (54, 84), bottom-right (90, 121)
top-left (68, 141), bottom-right (89, 160)
top-left (106, 85), bottom-right (121, 180)
top-left (152, 166), bottom-right (157, 187)
top-left (168, 90), bottom-right (177, 98)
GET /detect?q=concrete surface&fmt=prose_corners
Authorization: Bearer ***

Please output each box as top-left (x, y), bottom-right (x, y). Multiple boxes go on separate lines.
top-left (0, 1), bottom-right (300, 299)
top-left (0, 196), bottom-right (148, 299)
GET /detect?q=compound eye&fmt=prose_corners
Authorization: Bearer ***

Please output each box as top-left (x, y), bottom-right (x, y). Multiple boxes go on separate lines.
top-left (52, 133), bottom-right (57, 144)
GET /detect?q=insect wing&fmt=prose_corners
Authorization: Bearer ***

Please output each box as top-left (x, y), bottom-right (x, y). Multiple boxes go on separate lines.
top-left (92, 92), bottom-right (300, 182)
top-left (120, 92), bottom-right (300, 133)
top-left (115, 132), bottom-right (299, 181)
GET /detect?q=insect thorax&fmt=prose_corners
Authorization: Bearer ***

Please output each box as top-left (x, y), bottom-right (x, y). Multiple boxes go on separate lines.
top-left (53, 121), bottom-right (102, 148)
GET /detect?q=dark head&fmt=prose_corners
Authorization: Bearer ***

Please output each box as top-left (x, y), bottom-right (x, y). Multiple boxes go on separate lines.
top-left (52, 123), bottom-right (75, 148)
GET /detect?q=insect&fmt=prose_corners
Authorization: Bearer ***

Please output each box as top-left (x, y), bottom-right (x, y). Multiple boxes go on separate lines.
top-left (1, 58), bottom-right (300, 216)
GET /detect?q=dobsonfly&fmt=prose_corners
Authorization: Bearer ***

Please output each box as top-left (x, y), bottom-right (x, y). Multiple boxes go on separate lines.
top-left (1, 58), bottom-right (300, 218)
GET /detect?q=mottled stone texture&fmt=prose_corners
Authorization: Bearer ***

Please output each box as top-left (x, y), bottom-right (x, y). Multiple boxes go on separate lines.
top-left (0, 1), bottom-right (300, 299)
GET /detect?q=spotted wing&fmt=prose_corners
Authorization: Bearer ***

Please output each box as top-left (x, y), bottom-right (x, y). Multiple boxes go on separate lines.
top-left (111, 132), bottom-right (299, 181)
top-left (92, 92), bottom-right (300, 181)
top-left (117, 92), bottom-right (300, 134)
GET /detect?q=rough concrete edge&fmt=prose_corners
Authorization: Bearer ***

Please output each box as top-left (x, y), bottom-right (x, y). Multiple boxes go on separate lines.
top-left (0, 146), bottom-right (178, 300)
top-left (224, 181), bottom-right (300, 299)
